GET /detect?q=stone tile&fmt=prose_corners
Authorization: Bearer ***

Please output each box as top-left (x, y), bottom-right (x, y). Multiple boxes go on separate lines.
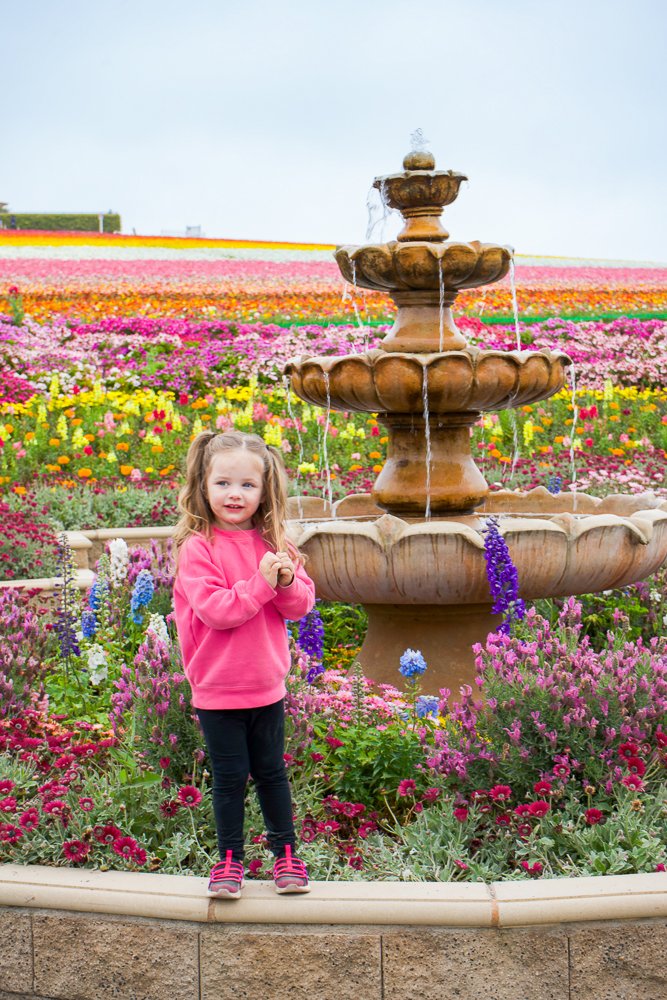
top-left (0, 909), bottom-right (33, 993)
top-left (32, 913), bottom-right (199, 1000)
top-left (382, 928), bottom-right (569, 1000)
top-left (569, 920), bottom-right (667, 1000)
top-left (200, 926), bottom-right (381, 1000)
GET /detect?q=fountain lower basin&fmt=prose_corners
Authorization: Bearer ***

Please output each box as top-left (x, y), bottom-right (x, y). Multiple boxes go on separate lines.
top-left (287, 489), bottom-right (667, 692)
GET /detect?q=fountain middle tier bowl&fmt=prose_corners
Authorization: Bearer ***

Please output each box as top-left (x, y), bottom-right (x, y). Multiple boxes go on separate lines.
top-left (335, 240), bottom-right (511, 292)
top-left (284, 347), bottom-right (571, 414)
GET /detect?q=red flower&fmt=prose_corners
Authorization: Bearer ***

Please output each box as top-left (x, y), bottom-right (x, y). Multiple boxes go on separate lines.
top-left (551, 763), bottom-right (570, 778)
top-left (421, 787), bottom-right (441, 803)
top-left (300, 818), bottom-right (318, 842)
top-left (656, 863), bottom-right (666, 872)
top-left (325, 736), bottom-right (344, 749)
top-left (495, 813), bottom-right (512, 827)
top-left (453, 806), bottom-right (469, 822)
top-left (133, 847), bottom-right (148, 866)
top-left (93, 823), bottom-right (122, 844)
top-left (618, 742), bottom-right (640, 761)
top-left (112, 835), bottom-right (139, 858)
top-left (489, 784), bottom-right (512, 803)
top-left (158, 757), bottom-right (171, 769)
top-left (19, 808), bottom-right (39, 830)
top-left (0, 823), bottom-right (23, 843)
top-left (621, 774), bottom-right (644, 791)
top-left (348, 855), bottom-right (364, 870)
top-left (521, 861), bottom-right (543, 877)
top-left (177, 785), bottom-right (202, 808)
top-left (517, 822), bottom-right (533, 838)
top-left (624, 756), bottom-right (646, 777)
top-left (533, 780), bottom-right (552, 796)
top-left (247, 859), bottom-right (264, 876)
top-left (527, 800), bottom-right (550, 818)
top-left (42, 799), bottom-right (68, 818)
top-left (397, 779), bottom-right (416, 797)
top-left (655, 731), bottom-right (667, 749)
top-left (159, 799), bottom-right (180, 817)
top-left (78, 797), bottom-right (94, 812)
top-left (310, 752), bottom-right (324, 763)
top-left (0, 779), bottom-right (15, 794)
top-left (8, 285), bottom-right (19, 296)
top-left (453, 859), bottom-right (469, 870)
top-left (584, 808), bottom-right (604, 825)
top-left (0, 796), bottom-right (17, 813)
top-left (62, 839), bottom-right (90, 863)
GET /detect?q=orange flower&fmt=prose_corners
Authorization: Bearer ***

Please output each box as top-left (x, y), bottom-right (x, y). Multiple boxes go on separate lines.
top-left (49, 438), bottom-right (60, 446)
top-left (12, 485), bottom-right (27, 495)
top-left (116, 442), bottom-right (130, 452)
top-left (71, 418), bottom-right (83, 426)
top-left (119, 465), bottom-right (133, 476)
top-left (151, 444), bottom-right (164, 453)
top-left (57, 455), bottom-right (70, 465)
top-left (372, 464), bottom-right (383, 473)
top-left (77, 468), bottom-right (92, 478)
top-left (369, 451), bottom-right (382, 459)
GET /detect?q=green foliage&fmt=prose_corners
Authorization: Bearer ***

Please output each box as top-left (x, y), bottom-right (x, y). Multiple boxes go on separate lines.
top-left (0, 213), bottom-right (121, 232)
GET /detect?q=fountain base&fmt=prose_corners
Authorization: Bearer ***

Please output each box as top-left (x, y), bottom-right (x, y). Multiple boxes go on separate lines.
top-left (358, 602), bottom-right (501, 693)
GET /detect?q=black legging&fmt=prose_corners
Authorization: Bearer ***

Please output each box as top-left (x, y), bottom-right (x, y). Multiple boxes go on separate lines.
top-left (196, 699), bottom-right (295, 862)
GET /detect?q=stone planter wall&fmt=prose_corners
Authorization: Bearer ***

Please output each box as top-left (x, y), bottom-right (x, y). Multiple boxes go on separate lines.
top-left (1, 866), bottom-right (666, 1000)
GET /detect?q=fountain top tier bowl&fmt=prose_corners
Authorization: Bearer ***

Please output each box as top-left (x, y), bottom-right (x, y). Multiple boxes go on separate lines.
top-left (335, 149), bottom-right (513, 352)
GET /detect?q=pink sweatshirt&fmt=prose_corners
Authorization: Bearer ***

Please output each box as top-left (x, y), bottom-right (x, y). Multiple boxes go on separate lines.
top-left (173, 526), bottom-right (316, 709)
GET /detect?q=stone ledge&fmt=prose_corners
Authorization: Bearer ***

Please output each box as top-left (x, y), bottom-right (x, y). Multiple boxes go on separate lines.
top-left (1, 865), bottom-right (665, 928)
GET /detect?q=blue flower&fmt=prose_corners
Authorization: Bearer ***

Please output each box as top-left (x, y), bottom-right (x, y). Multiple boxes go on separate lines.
top-left (399, 648), bottom-right (427, 679)
top-left (546, 474), bottom-right (562, 495)
top-left (298, 605), bottom-right (325, 661)
top-left (81, 609), bottom-right (97, 639)
top-left (130, 570), bottom-right (155, 624)
top-left (415, 695), bottom-right (440, 718)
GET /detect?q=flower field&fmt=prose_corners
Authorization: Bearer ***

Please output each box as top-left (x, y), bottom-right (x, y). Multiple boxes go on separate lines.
top-left (1, 231), bottom-right (666, 880)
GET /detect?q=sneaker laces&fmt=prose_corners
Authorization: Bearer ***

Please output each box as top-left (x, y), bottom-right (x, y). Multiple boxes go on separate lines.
top-left (274, 845), bottom-right (307, 879)
top-left (211, 851), bottom-right (243, 882)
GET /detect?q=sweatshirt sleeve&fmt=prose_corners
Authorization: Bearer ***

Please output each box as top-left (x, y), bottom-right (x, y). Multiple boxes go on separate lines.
top-left (177, 535), bottom-right (277, 630)
top-left (271, 561), bottom-right (317, 621)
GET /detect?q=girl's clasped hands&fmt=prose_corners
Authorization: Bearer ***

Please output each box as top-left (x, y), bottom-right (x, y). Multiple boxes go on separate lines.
top-left (259, 550), bottom-right (295, 588)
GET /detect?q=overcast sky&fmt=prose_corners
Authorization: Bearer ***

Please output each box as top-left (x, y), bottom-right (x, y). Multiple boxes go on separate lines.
top-left (2, 0), bottom-right (666, 261)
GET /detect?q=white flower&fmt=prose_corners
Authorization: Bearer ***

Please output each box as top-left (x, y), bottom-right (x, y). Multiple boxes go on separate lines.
top-left (649, 590), bottom-right (662, 603)
top-left (86, 644), bottom-right (108, 685)
top-left (108, 538), bottom-right (129, 585)
top-left (146, 613), bottom-right (170, 646)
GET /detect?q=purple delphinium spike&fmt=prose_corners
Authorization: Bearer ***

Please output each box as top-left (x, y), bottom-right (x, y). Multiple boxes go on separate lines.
top-left (483, 517), bottom-right (526, 635)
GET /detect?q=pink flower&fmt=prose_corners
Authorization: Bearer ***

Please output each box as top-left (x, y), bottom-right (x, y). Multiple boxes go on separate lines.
top-left (310, 752), bottom-right (324, 762)
top-left (453, 806), bottom-right (469, 822)
top-left (177, 785), bottom-right (202, 808)
top-left (489, 784), bottom-right (512, 803)
top-left (397, 779), bottom-right (416, 797)
top-left (584, 808), bottom-right (604, 825)
top-left (325, 736), bottom-right (344, 748)
top-left (159, 799), bottom-right (181, 817)
top-left (93, 823), bottom-right (121, 844)
top-left (0, 779), bottom-right (15, 794)
top-left (0, 796), bottom-right (17, 813)
top-left (453, 859), bottom-right (469, 870)
top-left (533, 780), bottom-right (552, 796)
top-left (624, 756), bottom-right (646, 777)
top-left (159, 757), bottom-right (171, 769)
top-left (19, 808), bottom-right (39, 830)
top-left (421, 787), bottom-right (441, 803)
top-left (78, 797), bottom-right (94, 812)
top-left (348, 855), bottom-right (364, 870)
top-left (621, 774), bottom-right (644, 791)
top-left (527, 800), bottom-right (550, 818)
top-left (521, 861), bottom-right (543, 877)
top-left (656, 864), bottom-right (666, 872)
top-left (618, 742), bottom-right (640, 761)
top-left (655, 731), bottom-right (667, 749)
top-left (247, 859), bottom-right (264, 876)
top-left (112, 835), bottom-right (139, 859)
top-left (62, 839), bottom-right (90, 863)
top-left (0, 823), bottom-right (23, 843)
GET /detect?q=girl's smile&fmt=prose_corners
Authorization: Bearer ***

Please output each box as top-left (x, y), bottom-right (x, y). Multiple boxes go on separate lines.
top-left (205, 449), bottom-right (265, 531)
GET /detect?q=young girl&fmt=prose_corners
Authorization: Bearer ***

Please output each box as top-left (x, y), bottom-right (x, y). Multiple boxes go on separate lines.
top-left (173, 430), bottom-right (316, 898)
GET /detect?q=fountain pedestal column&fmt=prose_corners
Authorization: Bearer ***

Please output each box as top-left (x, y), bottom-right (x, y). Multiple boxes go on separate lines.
top-left (360, 603), bottom-right (502, 692)
top-left (372, 413), bottom-right (488, 515)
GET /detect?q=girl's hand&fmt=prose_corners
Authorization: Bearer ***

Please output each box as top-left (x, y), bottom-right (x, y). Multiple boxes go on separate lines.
top-left (275, 551), bottom-right (295, 588)
top-left (259, 551), bottom-right (281, 587)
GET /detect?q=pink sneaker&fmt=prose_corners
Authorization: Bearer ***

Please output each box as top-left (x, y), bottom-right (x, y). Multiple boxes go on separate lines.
top-left (208, 851), bottom-right (244, 898)
top-left (273, 845), bottom-right (310, 894)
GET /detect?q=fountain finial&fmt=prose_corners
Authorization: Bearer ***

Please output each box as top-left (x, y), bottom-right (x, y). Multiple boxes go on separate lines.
top-left (403, 128), bottom-right (435, 171)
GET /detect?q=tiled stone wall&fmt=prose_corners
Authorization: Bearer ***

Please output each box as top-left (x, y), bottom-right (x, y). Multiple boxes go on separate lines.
top-left (1, 907), bottom-right (666, 1000)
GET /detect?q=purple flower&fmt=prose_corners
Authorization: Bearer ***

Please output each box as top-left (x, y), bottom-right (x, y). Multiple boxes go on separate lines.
top-left (483, 517), bottom-right (525, 635)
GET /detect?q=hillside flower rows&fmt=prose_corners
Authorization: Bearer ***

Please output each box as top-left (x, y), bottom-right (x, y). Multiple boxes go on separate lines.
top-left (0, 233), bottom-right (665, 880)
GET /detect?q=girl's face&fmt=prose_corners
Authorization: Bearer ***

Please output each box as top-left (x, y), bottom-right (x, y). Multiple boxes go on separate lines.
top-left (205, 449), bottom-right (265, 531)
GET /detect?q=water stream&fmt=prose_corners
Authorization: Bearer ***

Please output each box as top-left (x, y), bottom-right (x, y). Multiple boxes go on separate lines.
top-left (507, 251), bottom-right (522, 351)
top-left (282, 375), bottom-right (305, 519)
top-left (422, 365), bottom-right (432, 519)
top-left (321, 371), bottom-right (334, 511)
top-left (438, 263), bottom-right (446, 352)
top-left (568, 365), bottom-right (579, 511)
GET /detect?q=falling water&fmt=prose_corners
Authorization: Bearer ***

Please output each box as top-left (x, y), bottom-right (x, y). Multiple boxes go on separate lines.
top-left (347, 259), bottom-right (370, 351)
top-left (508, 408), bottom-right (521, 485)
top-left (422, 366), bottom-right (432, 519)
top-left (282, 375), bottom-right (305, 519)
top-left (568, 365), bottom-right (579, 512)
top-left (321, 371), bottom-right (334, 511)
top-left (507, 251), bottom-right (522, 352)
top-left (438, 264), bottom-right (446, 352)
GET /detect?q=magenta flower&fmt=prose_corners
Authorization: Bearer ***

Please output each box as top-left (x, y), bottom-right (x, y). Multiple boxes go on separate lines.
top-left (521, 861), bottom-right (543, 877)
top-left (621, 774), bottom-right (644, 791)
top-left (489, 784), bottom-right (512, 803)
top-left (112, 835), bottom-right (139, 858)
top-left (584, 808), bottom-right (604, 825)
top-left (397, 779), bottom-right (417, 797)
top-left (453, 806), bottom-right (469, 822)
top-left (177, 785), bottom-right (202, 808)
top-left (527, 800), bottom-right (550, 818)
top-left (624, 756), bottom-right (646, 777)
top-left (62, 839), bottom-right (90, 863)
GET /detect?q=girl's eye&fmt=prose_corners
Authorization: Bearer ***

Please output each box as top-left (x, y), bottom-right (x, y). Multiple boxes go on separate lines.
top-left (243, 482), bottom-right (256, 489)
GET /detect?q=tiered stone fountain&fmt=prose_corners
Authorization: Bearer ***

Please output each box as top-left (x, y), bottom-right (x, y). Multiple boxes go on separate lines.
top-left (285, 149), bottom-right (667, 693)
